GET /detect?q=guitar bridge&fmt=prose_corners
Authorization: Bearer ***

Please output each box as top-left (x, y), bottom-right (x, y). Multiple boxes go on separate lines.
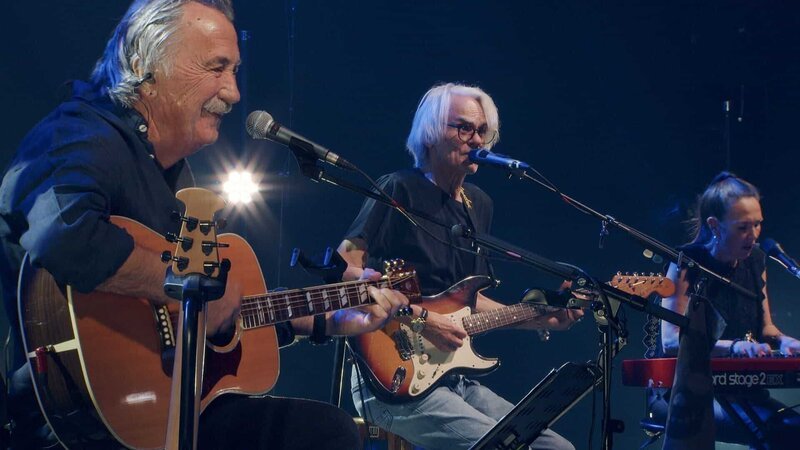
top-left (392, 330), bottom-right (413, 361)
top-left (152, 304), bottom-right (176, 375)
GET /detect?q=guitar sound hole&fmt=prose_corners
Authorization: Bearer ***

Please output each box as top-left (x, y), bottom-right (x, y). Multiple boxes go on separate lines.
top-left (208, 328), bottom-right (236, 347)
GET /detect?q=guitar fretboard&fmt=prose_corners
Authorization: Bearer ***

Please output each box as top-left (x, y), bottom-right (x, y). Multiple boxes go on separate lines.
top-left (462, 303), bottom-right (559, 335)
top-left (239, 280), bottom-right (392, 329)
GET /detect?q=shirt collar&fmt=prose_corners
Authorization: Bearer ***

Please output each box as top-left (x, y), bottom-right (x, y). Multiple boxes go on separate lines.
top-left (71, 80), bottom-right (156, 158)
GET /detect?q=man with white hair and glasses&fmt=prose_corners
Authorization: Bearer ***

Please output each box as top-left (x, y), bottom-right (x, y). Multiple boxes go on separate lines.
top-left (339, 83), bottom-right (581, 450)
top-left (0, 1), bottom-right (407, 448)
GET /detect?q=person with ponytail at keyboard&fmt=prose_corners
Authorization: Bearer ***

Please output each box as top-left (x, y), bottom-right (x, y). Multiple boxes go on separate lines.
top-left (656, 172), bottom-right (800, 448)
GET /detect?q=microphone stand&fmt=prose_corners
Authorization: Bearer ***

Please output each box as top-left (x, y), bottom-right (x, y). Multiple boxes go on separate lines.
top-left (451, 227), bottom-right (687, 450)
top-left (477, 164), bottom-right (757, 449)
top-left (287, 140), bottom-right (455, 232)
top-left (513, 169), bottom-right (757, 301)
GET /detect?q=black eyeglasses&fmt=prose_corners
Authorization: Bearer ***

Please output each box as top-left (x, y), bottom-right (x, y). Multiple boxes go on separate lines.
top-left (447, 123), bottom-right (497, 145)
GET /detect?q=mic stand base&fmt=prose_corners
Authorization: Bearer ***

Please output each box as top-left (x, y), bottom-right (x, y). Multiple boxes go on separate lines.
top-left (596, 303), bottom-right (627, 450)
top-left (164, 265), bottom-right (229, 450)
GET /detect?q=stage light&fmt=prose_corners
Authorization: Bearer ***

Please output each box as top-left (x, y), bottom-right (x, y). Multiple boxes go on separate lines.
top-left (222, 170), bottom-right (259, 204)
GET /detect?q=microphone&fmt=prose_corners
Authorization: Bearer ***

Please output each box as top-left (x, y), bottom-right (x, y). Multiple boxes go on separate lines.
top-left (246, 111), bottom-right (355, 170)
top-left (468, 149), bottom-right (531, 172)
top-left (761, 238), bottom-right (800, 279)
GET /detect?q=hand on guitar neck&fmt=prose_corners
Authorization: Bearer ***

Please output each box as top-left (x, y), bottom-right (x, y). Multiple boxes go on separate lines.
top-left (404, 289), bottom-right (583, 354)
top-left (205, 280), bottom-right (243, 338)
top-left (472, 289), bottom-right (584, 332)
top-left (307, 267), bottom-right (411, 336)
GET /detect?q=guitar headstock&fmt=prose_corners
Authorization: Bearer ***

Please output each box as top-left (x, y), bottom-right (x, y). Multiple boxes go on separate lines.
top-left (383, 259), bottom-right (421, 301)
top-left (163, 188), bottom-right (228, 277)
top-left (609, 272), bottom-right (675, 298)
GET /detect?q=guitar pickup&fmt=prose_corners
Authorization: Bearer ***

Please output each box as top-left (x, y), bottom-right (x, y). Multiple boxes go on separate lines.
top-left (201, 241), bottom-right (230, 256)
top-left (390, 367), bottom-right (406, 394)
top-left (392, 330), bottom-right (413, 361)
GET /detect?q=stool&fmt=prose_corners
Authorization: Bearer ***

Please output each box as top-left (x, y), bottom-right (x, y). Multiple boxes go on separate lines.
top-left (354, 417), bottom-right (423, 450)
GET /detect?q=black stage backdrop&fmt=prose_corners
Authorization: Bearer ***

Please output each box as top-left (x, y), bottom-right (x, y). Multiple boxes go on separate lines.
top-left (2, 2), bottom-right (799, 449)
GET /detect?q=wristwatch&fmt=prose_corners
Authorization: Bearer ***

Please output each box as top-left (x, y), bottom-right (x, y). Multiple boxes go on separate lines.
top-left (410, 308), bottom-right (429, 333)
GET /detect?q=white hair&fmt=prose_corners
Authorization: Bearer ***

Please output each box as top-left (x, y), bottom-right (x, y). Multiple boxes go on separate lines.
top-left (405, 83), bottom-right (500, 168)
top-left (90, 0), bottom-right (234, 107)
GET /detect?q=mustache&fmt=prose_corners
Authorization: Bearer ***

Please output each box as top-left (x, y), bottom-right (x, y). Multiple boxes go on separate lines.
top-left (203, 97), bottom-right (232, 115)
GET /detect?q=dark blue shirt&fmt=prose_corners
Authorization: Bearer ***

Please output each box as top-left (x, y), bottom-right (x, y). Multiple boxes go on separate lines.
top-left (0, 80), bottom-right (197, 446)
top-left (0, 82), bottom-right (293, 446)
top-left (0, 81), bottom-right (193, 365)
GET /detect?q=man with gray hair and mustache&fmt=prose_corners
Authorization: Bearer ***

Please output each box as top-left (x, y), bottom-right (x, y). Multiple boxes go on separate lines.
top-left (0, 0), bottom-right (407, 448)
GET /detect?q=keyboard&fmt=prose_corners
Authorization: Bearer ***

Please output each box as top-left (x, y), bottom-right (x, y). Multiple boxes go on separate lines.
top-left (622, 357), bottom-right (800, 389)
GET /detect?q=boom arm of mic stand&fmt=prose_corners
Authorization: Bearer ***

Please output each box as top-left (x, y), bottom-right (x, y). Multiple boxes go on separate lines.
top-left (456, 227), bottom-right (689, 328)
top-left (599, 283), bottom-right (688, 328)
top-left (287, 142), bottom-right (456, 231)
top-left (515, 172), bottom-right (757, 301)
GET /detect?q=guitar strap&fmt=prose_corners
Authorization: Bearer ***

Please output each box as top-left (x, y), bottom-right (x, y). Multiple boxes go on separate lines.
top-left (458, 187), bottom-right (498, 286)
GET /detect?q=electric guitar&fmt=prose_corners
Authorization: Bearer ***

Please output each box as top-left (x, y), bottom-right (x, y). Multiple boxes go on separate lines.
top-left (349, 272), bottom-right (675, 403)
top-left (18, 188), bottom-right (420, 449)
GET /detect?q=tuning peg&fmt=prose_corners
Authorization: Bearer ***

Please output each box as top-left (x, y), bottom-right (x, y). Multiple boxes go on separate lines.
top-left (161, 251), bottom-right (188, 270)
top-left (201, 240), bottom-right (230, 256)
top-left (202, 259), bottom-right (230, 276)
top-left (170, 211), bottom-right (198, 231)
top-left (199, 218), bottom-right (227, 235)
top-left (165, 232), bottom-right (194, 251)
top-left (199, 221), bottom-right (212, 235)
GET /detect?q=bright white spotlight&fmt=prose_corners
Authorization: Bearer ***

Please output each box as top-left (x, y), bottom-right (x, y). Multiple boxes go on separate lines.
top-left (222, 170), bottom-right (259, 204)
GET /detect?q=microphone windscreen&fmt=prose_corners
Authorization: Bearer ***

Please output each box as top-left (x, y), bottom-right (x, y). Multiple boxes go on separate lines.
top-left (246, 111), bottom-right (274, 139)
top-left (760, 238), bottom-right (779, 256)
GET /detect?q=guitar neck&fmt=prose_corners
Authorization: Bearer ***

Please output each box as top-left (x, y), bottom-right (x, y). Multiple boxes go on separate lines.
top-left (462, 302), bottom-right (558, 336)
top-left (239, 279), bottom-right (389, 329)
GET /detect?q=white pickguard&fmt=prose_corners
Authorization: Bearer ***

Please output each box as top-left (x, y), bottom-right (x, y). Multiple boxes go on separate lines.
top-left (403, 306), bottom-right (498, 397)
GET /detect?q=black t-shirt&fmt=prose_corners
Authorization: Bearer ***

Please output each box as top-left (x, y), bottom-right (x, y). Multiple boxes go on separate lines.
top-left (679, 242), bottom-right (766, 341)
top-left (344, 168), bottom-right (492, 295)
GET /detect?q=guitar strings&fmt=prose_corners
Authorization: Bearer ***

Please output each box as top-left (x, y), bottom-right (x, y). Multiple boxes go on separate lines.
top-left (238, 276), bottom-right (409, 311)
top-left (463, 303), bottom-right (560, 334)
top-left (236, 278), bottom-right (416, 328)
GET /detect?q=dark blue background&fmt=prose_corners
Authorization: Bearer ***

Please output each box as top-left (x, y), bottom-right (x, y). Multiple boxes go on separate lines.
top-left (3, 2), bottom-right (800, 448)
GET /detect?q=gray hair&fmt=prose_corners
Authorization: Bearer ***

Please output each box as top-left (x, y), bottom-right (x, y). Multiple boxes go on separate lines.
top-left (90, 0), bottom-right (234, 107)
top-left (406, 83), bottom-right (500, 168)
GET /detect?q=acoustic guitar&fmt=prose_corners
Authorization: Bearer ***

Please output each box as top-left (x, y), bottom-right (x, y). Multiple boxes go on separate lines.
top-left (18, 187), bottom-right (420, 449)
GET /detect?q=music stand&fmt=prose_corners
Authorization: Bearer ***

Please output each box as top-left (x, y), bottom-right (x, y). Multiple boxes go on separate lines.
top-left (470, 362), bottom-right (602, 450)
